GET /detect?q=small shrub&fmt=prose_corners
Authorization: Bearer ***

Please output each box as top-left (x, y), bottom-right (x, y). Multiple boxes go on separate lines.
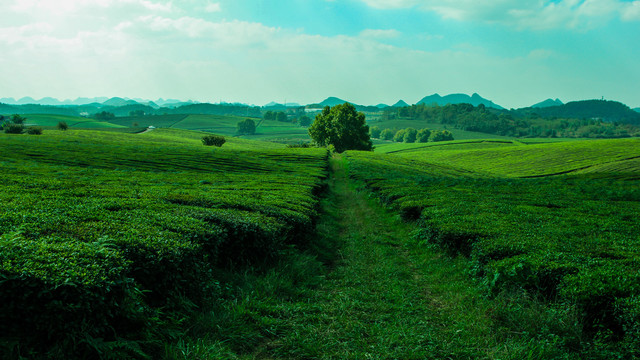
top-left (202, 135), bottom-right (226, 147)
top-left (57, 121), bottom-right (69, 131)
top-left (3, 123), bottom-right (24, 134)
top-left (26, 126), bottom-right (43, 135)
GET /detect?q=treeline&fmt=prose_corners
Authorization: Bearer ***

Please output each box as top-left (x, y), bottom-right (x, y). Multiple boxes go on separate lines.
top-left (382, 103), bottom-right (640, 138)
top-left (371, 126), bottom-right (454, 143)
top-left (263, 110), bottom-right (312, 127)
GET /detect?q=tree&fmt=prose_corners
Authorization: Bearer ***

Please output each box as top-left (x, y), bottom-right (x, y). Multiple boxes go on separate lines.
top-left (308, 103), bottom-right (373, 153)
top-left (370, 126), bottom-right (382, 139)
top-left (403, 128), bottom-right (417, 143)
top-left (57, 121), bottom-right (69, 131)
top-left (393, 129), bottom-right (406, 142)
top-left (202, 135), bottom-right (226, 147)
top-left (94, 111), bottom-right (115, 121)
top-left (263, 111), bottom-right (275, 121)
top-left (380, 128), bottom-right (395, 140)
top-left (417, 128), bottom-right (431, 143)
top-left (237, 119), bottom-right (256, 135)
top-left (10, 114), bottom-right (27, 124)
top-left (275, 111), bottom-right (288, 122)
top-left (298, 115), bottom-right (312, 127)
top-left (430, 130), bottom-right (454, 142)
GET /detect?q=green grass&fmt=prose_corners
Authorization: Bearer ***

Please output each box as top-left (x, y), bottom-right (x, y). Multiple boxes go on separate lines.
top-left (389, 137), bottom-right (640, 177)
top-left (345, 145), bottom-right (640, 357)
top-left (0, 129), bottom-right (328, 358)
top-left (19, 114), bottom-right (126, 128)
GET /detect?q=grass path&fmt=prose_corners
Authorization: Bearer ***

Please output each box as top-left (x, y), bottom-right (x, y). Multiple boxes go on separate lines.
top-left (247, 154), bottom-right (516, 359)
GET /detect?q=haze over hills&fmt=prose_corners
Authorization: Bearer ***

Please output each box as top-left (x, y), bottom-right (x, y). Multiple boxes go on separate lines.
top-left (532, 98), bottom-right (564, 108)
top-left (417, 93), bottom-right (505, 109)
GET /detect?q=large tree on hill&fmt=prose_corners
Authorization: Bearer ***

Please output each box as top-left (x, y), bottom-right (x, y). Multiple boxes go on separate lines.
top-left (308, 103), bottom-right (373, 153)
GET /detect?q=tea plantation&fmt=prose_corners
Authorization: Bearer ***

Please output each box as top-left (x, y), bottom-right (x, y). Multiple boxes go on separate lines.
top-left (346, 138), bottom-right (640, 356)
top-left (0, 129), bottom-right (328, 358)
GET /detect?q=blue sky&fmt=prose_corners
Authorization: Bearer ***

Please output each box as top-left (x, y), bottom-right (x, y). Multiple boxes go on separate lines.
top-left (1, 0), bottom-right (639, 108)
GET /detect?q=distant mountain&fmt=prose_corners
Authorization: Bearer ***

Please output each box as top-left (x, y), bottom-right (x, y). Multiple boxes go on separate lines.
top-left (518, 100), bottom-right (640, 124)
top-left (634, 108), bottom-right (640, 113)
top-left (532, 98), bottom-right (563, 108)
top-left (375, 103), bottom-right (389, 109)
top-left (102, 97), bottom-right (141, 107)
top-left (318, 97), bottom-right (349, 107)
top-left (417, 93), bottom-right (504, 109)
top-left (392, 100), bottom-right (409, 108)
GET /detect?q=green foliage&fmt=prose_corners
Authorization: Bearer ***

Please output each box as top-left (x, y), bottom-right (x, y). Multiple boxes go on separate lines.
top-left (403, 127), bottom-right (417, 143)
top-left (430, 129), bottom-right (454, 142)
top-left (298, 115), bottom-right (312, 127)
top-left (201, 134), bottom-right (226, 147)
top-left (275, 111), bottom-right (288, 122)
top-left (94, 111), bottom-right (116, 121)
top-left (417, 128), bottom-right (431, 142)
top-left (26, 126), bottom-right (43, 135)
top-left (0, 129), bottom-right (328, 358)
top-left (3, 123), bottom-right (24, 134)
top-left (57, 121), bottom-right (69, 131)
top-left (308, 103), bottom-right (373, 153)
top-left (345, 141), bottom-right (640, 356)
top-left (236, 118), bottom-right (256, 135)
top-left (380, 128), bottom-right (395, 140)
top-left (10, 114), bottom-right (27, 124)
top-left (370, 125), bottom-right (382, 139)
top-left (382, 103), bottom-right (640, 139)
top-left (393, 129), bottom-right (405, 142)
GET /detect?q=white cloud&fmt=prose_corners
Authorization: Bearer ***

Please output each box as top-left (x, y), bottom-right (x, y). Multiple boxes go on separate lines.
top-left (360, 29), bottom-right (401, 38)
top-left (358, 0), bottom-right (640, 29)
top-left (204, 2), bottom-right (222, 13)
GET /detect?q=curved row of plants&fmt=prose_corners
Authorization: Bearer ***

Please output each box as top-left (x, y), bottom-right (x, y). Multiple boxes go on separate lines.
top-left (345, 149), bottom-right (640, 356)
top-left (0, 131), bottom-right (329, 358)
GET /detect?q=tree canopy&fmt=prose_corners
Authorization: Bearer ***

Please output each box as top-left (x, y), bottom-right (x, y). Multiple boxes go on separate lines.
top-left (236, 119), bottom-right (256, 135)
top-left (308, 103), bottom-right (373, 153)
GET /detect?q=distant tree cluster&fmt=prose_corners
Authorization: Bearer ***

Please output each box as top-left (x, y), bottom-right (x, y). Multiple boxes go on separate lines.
top-left (382, 103), bottom-right (639, 139)
top-left (236, 119), bottom-right (256, 135)
top-left (263, 110), bottom-right (312, 127)
top-left (94, 111), bottom-right (115, 121)
top-left (371, 126), bottom-right (453, 143)
top-left (1, 114), bottom-right (27, 134)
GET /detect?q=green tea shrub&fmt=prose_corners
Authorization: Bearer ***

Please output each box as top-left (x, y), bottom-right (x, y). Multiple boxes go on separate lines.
top-left (3, 123), bottom-right (24, 134)
top-left (26, 126), bottom-right (43, 135)
top-left (202, 134), bottom-right (226, 147)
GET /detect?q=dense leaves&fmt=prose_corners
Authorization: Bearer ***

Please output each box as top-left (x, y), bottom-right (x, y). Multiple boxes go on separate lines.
top-left (308, 103), bottom-right (373, 153)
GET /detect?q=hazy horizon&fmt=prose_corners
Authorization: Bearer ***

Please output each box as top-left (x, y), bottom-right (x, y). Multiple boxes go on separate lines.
top-left (1, 0), bottom-right (639, 109)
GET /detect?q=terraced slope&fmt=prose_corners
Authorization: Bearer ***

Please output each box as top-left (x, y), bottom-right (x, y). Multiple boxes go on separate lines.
top-left (0, 129), bottom-right (328, 357)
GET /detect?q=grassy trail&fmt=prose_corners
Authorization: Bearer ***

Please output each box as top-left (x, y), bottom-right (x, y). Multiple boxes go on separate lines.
top-left (250, 154), bottom-right (511, 359)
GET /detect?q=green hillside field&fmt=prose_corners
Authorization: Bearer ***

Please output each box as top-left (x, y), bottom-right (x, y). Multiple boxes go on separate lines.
top-left (346, 137), bottom-right (640, 357)
top-left (0, 128), bottom-right (327, 358)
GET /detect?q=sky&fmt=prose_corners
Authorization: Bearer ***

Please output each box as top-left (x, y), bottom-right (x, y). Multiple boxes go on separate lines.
top-left (1, 0), bottom-right (639, 109)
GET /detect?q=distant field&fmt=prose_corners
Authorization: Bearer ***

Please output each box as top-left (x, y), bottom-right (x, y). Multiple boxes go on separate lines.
top-left (388, 137), bottom-right (640, 177)
top-left (19, 114), bottom-right (125, 128)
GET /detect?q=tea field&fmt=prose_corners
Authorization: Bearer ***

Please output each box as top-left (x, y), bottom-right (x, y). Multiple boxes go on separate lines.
top-left (346, 138), bottom-right (640, 356)
top-left (0, 129), bottom-right (328, 358)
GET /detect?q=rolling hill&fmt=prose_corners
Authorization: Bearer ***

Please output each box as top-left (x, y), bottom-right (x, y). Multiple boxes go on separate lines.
top-left (417, 93), bottom-right (504, 109)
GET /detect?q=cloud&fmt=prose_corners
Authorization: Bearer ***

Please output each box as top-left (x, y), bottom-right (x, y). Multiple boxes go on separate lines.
top-left (204, 2), bottom-right (222, 13)
top-left (360, 29), bottom-right (401, 38)
top-left (358, 0), bottom-right (640, 30)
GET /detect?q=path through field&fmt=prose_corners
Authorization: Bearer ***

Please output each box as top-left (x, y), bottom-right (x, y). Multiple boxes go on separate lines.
top-left (250, 155), bottom-right (501, 359)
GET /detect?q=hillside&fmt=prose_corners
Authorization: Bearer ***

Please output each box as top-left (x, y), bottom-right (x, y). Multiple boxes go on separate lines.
top-left (517, 99), bottom-right (640, 124)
